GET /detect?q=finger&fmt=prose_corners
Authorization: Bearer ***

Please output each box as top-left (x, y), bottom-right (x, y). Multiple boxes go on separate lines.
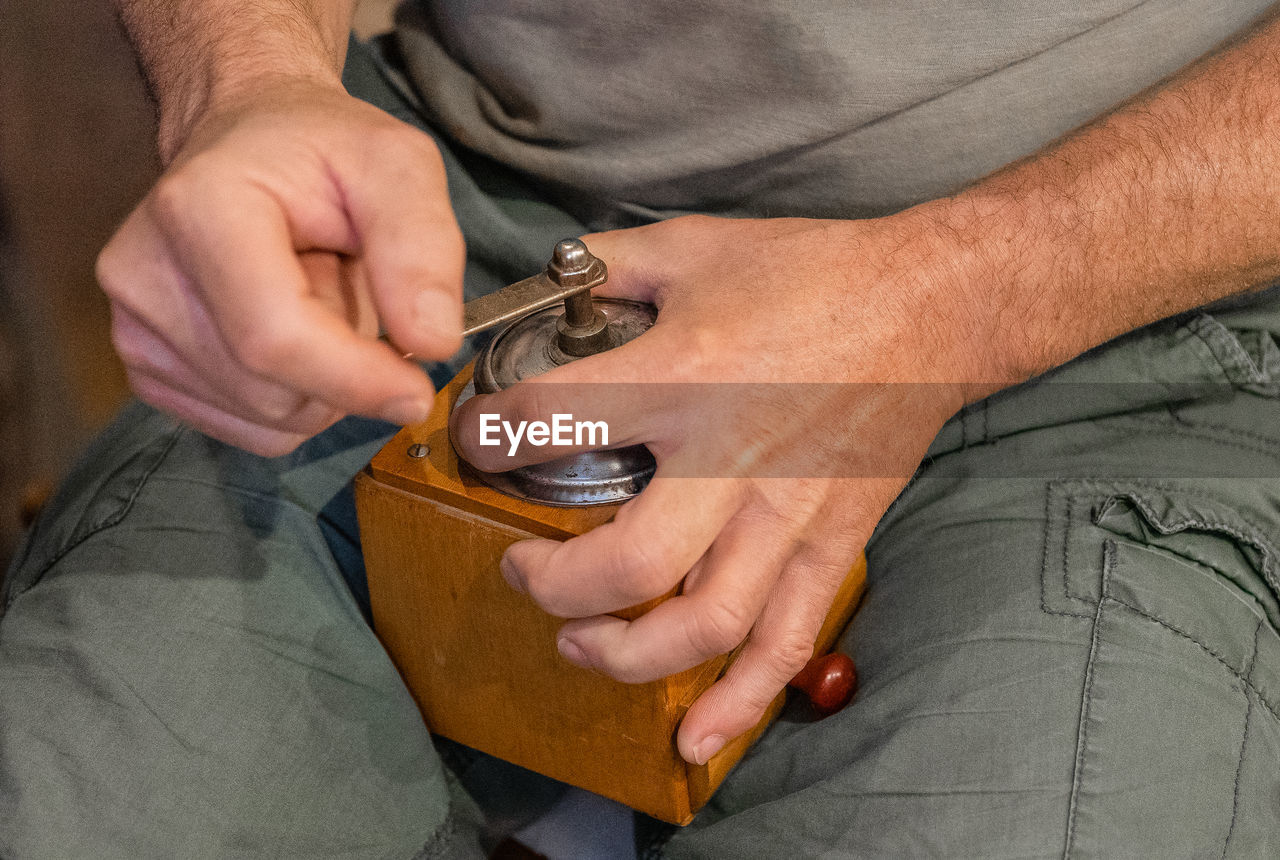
top-left (583, 216), bottom-right (815, 306)
top-left (298, 250), bottom-right (379, 341)
top-left (344, 131), bottom-right (465, 359)
top-left (577, 227), bottom-right (667, 305)
top-left (98, 203), bottom-right (206, 345)
top-left (676, 555), bottom-right (850, 765)
top-left (150, 176), bottom-right (436, 424)
top-left (112, 304), bottom-right (337, 435)
top-left (553, 508), bottom-right (797, 683)
top-left (128, 367), bottom-right (333, 457)
top-left (450, 328), bottom-right (676, 471)
top-left (502, 475), bottom-right (745, 618)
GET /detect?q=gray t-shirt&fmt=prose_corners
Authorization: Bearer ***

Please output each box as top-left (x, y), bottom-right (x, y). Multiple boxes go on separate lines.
top-left (397, 1), bottom-right (1271, 229)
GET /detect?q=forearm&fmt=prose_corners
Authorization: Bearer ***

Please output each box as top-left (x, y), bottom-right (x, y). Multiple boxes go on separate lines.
top-left (115, 0), bottom-right (356, 160)
top-left (923, 5), bottom-right (1280, 390)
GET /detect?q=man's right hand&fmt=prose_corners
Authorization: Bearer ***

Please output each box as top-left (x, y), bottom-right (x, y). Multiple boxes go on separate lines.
top-left (96, 77), bottom-right (464, 456)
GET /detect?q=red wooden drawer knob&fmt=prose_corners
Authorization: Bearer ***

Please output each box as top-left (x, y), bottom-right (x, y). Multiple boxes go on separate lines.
top-left (789, 652), bottom-right (857, 717)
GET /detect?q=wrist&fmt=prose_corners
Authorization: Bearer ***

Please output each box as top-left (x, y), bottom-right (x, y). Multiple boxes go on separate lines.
top-left (906, 183), bottom-right (1097, 400)
top-left (155, 58), bottom-right (345, 163)
top-left (861, 201), bottom-right (1023, 405)
top-left (116, 0), bottom-right (355, 161)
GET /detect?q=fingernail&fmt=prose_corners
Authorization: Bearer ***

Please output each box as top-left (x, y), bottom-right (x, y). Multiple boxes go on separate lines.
top-left (383, 396), bottom-right (430, 426)
top-left (499, 554), bottom-right (525, 593)
top-left (692, 734), bottom-right (726, 766)
top-left (415, 290), bottom-right (461, 341)
top-left (557, 635), bottom-right (589, 667)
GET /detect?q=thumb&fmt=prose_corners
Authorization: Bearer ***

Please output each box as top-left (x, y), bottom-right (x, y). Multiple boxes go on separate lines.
top-left (345, 136), bottom-right (465, 359)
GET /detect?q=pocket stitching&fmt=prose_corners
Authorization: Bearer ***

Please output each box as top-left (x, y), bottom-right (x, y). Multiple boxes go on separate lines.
top-left (1186, 313), bottom-right (1267, 386)
top-left (1121, 413), bottom-right (1280, 458)
top-left (1106, 491), bottom-right (1280, 600)
top-left (1132, 411), bottom-right (1280, 454)
top-left (1106, 593), bottom-right (1280, 725)
top-left (1042, 483), bottom-right (1096, 619)
top-left (1051, 478), bottom-right (1280, 601)
top-left (1066, 545), bottom-right (1276, 859)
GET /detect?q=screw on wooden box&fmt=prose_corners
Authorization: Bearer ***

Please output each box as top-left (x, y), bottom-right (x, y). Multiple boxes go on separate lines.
top-left (355, 240), bottom-right (863, 825)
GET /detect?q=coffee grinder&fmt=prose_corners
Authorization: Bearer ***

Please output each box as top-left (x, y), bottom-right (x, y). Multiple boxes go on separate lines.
top-left (355, 240), bottom-right (863, 824)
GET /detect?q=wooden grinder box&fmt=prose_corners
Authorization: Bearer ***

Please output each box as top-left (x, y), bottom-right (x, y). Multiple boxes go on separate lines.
top-left (356, 367), bottom-right (866, 825)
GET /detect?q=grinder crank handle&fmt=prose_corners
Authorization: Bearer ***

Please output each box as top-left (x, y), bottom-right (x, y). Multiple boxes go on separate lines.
top-left (462, 238), bottom-right (608, 339)
top-left (382, 239), bottom-right (614, 360)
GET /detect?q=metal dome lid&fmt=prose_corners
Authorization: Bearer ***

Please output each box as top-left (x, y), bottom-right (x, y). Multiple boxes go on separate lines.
top-left (473, 297), bottom-right (656, 393)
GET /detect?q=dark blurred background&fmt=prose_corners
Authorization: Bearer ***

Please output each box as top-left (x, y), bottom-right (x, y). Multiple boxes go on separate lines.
top-left (0, 0), bottom-right (396, 572)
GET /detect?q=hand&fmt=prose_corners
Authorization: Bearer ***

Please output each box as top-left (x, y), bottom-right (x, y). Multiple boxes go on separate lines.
top-left (452, 213), bottom-right (1001, 763)
top-left (96, 76), bottom-right (464, 456)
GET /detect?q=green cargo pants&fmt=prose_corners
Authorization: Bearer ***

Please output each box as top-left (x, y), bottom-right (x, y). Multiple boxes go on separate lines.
top-left (3, 38), bottom-right (1280, 858)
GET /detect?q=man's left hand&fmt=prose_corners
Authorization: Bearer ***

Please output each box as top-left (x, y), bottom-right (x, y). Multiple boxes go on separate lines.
top-left (452, 212), bottom-right (1002, 764)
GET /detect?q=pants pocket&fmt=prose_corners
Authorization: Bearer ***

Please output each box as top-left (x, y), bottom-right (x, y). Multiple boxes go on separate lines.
top-left (1048, 480), bottom-right (1280, 857)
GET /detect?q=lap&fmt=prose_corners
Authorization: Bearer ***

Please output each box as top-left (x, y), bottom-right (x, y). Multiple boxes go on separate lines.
top-left (13, 369), bottom-right (1280, 858)
top-left (663, 310), bottom-right (1280, 857)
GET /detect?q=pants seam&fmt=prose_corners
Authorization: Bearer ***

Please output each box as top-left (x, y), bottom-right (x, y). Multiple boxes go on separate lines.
top-left (1222, 618), bottom-right (1261, 859)
top-left (1108, 418), bottom-right (1280, 462)
top-left (1063, 540), bottom-right (1111, 859)
top-left (1064, 475), bottom-right (1244, 496)
top-left (1062, 493), bottom-right (1106, 606)
top-left (1148, 411), bottom-right (1280, 453)
top-left (3, 427), bottom-right (184, 611)
top-left (1063, 494), bottom-right (1076, 601)
top-left (1107, 596), bottom-right (1280, 725)
top-left (1064, 544), bottom-right (1276, 858)
top-left (410, 809), bottom-right (459, 860)
top-left (145, 472), bottom-right (339, 522)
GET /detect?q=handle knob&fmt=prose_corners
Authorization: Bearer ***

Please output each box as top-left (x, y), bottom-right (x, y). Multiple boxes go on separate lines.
top-left (550, 239), bottom-right (609, 356)
top-left (788, 652), bottom-right (857, 718)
